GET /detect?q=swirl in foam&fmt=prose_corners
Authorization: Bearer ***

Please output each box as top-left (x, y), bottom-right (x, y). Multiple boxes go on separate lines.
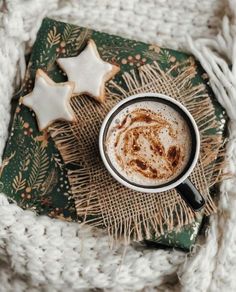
top-left (105, 100), bottom-right (192, 186)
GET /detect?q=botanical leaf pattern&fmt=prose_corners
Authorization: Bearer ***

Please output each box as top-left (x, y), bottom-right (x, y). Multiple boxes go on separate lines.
top-left (20, 155), bottom-right (30, 171)
top-left (47, 26), bottom-right (61, 47)
top-left (62, 24), bottom-right (80, 44)
top-left (61, 27), bottom-right (92, 57)
top-left (0, 151), bottom-right (15, 177)
top-left (15, 115), bottom-right (25, 130)
top-left (74, 28), bottom-right (91, 51)
top-left (40, 168), bottom-right (58, 195)
top-left (12, 172), bottom-right (26, 192)
top-left (28, 142), bottom-right (49, 190)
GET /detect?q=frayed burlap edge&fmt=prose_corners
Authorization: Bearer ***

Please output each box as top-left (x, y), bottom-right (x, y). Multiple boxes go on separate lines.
top-left (50, 61), bottom-right (226, 242)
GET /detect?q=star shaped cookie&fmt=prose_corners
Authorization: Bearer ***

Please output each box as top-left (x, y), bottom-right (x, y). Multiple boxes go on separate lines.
top-left (22, 69), bottom-right (75, 131)
top-left (57, 39), bottom-right (120, 103)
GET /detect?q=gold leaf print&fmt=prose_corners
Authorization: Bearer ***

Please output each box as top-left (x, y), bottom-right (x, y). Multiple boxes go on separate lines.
top-left (20, 155), bottom-right (31, 172)
top-left (15, 115), bottom-right (25, 130)
top-left (74, 28), bottom-right (92, 51)
top-left (28, 143), bottom-right (49, 190)
top-left (0, 151), bottom-right (15, 177)
top-left (47, 26), bottom-right (61, 47)
top-left (12, 172), bottom-right (26, 192)
top-left (62, 24), bottom-right (80, 44)
top-left (40, 168), bottom-right (58, 196)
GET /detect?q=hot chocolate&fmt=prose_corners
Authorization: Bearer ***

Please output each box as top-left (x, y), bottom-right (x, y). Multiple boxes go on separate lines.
top-left (105, 100), bottom-right (192, 186)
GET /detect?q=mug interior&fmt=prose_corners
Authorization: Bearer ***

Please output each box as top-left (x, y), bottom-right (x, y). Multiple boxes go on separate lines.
top-left (100, 94), bottom-right (199, 192)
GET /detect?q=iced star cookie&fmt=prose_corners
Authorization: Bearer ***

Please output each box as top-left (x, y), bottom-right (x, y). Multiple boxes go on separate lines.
top-left (57, 39), bottom-right (120, 103)
top-left (21, 69), bottom-right (75, 131)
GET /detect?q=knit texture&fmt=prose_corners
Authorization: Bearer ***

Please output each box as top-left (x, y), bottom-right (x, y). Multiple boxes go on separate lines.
top-left (0, 0), bottom-right (236, 291)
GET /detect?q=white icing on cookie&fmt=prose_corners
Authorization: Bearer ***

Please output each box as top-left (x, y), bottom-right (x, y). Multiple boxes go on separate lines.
top-left (57, 39), bottom-right (120, 103)
top-left (22, 69), bottom-right (75, 131)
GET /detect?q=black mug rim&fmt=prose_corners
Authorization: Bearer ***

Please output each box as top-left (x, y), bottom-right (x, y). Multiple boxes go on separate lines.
top-left (102, 95), bottom-right (198, 190)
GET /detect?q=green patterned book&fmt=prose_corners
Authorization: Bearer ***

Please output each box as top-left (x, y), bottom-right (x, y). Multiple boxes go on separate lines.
top-left (0, 18), bottom-right (226, 250)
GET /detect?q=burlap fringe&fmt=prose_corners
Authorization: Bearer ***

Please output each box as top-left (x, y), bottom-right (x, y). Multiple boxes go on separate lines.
top-left (108, 62), bottom-right (225, 206)
top-left (50, 61), bottom-right (226, 242)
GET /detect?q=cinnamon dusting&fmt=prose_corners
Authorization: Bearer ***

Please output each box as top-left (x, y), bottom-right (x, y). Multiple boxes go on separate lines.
top-left (107, 107), bottom-right (189, 183)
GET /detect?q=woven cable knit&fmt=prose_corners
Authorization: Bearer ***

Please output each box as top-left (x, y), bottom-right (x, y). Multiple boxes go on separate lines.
top-left (0, 0), bottom-right (235, 291)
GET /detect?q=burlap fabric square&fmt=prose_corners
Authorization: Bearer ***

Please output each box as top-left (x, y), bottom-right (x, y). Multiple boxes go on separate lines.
top-left (51, 60), bottom-right (224, 242)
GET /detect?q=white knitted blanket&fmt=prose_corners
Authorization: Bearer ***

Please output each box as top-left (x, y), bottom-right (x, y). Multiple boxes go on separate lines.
top-left (1, 0), bottom-right (236, 291)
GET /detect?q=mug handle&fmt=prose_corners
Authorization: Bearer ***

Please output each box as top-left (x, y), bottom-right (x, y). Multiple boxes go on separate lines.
top-left (175, 178), bottom-right (205, 211)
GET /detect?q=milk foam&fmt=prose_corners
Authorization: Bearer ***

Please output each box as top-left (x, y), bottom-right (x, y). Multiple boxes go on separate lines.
top-left (105, 100), bottom-right (192, 186)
